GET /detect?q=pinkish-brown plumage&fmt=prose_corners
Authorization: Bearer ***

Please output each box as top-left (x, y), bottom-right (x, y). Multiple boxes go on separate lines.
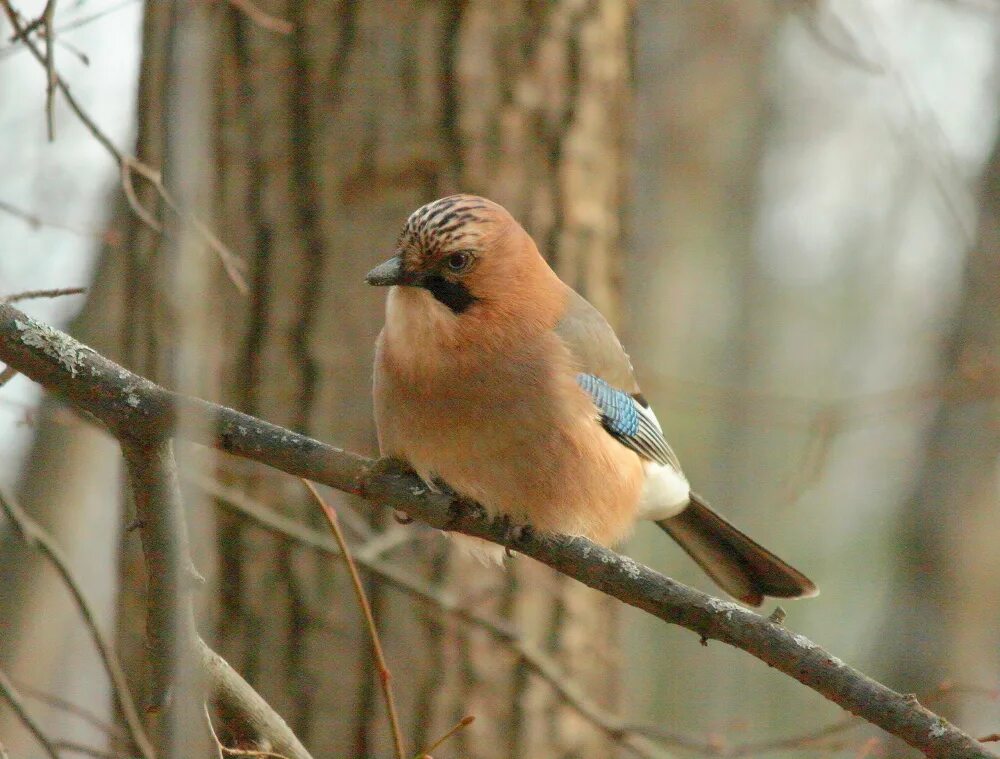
top-left (373, 196), bottom-right (642, 544)
top-left (367, 195), bottom-right (818, 605)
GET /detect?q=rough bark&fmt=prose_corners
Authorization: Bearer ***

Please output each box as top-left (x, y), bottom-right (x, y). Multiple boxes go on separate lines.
top-left (3, 2), bottom-right (634, 756)
top-left (0, 301), bottom-right (994, 759)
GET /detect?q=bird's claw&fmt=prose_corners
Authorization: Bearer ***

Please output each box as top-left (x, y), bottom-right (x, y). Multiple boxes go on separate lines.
top-left (445, 496), bottom-right (486, 530)
top-left (495, 514), bottom-right (534, 557)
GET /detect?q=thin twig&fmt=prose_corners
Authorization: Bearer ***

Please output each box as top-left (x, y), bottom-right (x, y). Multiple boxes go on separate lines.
top-left (195, 473), bottom-right (704, 759)
top-left (0, 1), bottom-right (248, 294)
top-left (659, 682), bottom-right (1000, 758)
top-left (0, 198), bottom-right (102, 236)
top-left (200, 641), bottom-right (312, 759)
top-left (12, 677), bottom-right (123, 742)
top-left (3, 286), bottom-right (87, 304)
top-left (0, 668), bottom-right (60, 759)
top-left (205, 703), bottom-right (227, 759)
top-left (42, 0), bottom-right (57, 140)
top-left (303, 479), bottom-right (406, 759)
top-left (0, 0), bottom-right (139, 58)
top-left (416, 715), bottom-right (475, 758)
top-left (205, 700), bottom-right (295, 759)
top-left (791, 1), bottom-right (884, 75)
top-left (0, 302), bottom-right (993, 759)
top-left (56, 0), bottom-right (141, 34)
top-left (0, 490), bottom-right (156, 759)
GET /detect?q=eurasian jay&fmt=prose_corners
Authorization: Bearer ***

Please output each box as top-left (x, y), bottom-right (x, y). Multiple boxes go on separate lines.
top-left (367, 194), bottom-right (817, 606)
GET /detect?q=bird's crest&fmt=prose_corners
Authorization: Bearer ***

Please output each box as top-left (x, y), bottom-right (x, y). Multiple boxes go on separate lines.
top-left (399, 195), bottom-right (493, 259)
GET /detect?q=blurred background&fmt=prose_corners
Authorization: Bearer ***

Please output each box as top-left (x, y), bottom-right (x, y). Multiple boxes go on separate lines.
top-left (0, 1), bottom-right (998, 757)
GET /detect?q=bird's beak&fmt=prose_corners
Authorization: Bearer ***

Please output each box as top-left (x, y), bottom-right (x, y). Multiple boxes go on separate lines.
top-left (365, 255), bottom-right (412, 287)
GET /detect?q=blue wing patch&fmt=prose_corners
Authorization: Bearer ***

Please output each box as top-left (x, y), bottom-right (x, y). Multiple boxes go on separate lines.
top-left (575, 374), bottom-right (639, 438)
top-left (575, 373), bottom-right (681, 470)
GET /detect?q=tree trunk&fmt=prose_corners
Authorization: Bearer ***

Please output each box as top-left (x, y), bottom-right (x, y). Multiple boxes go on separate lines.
top-left (879, 137), bottom-right (1000, 734)
top-left (2, 2), bottom-right (634, 756)
top-left (624, 0), bottom-right (781, 731)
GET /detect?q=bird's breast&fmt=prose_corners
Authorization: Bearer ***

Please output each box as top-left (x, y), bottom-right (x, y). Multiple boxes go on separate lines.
top-left (373, 324), bottom-right (644, 545)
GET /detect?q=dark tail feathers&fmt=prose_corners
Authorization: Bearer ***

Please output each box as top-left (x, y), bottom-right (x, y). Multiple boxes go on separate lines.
top-left (657, 492), bottom-right (818, 607)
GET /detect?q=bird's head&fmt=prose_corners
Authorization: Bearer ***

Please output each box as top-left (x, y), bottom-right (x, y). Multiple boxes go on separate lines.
top-left (366, 195), bottom-right (564, 327)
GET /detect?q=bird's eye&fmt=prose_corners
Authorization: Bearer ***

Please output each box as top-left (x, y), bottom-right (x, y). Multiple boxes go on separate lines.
top-left (445, 251), bottom-right (473, 273)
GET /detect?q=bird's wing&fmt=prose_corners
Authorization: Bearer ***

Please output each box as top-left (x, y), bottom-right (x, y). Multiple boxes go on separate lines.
top-left (575, 373), bottom-right (683, 472)
top-left (554, 290), bottom-right (683, 473)
top-left (554, 289), bottom-right (640, 392)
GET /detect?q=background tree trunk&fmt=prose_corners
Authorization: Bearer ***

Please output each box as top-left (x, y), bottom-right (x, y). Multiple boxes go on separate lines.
top-left (2, 2), bottom-right (634, 756)
top-left (623, 0), bottom-right (1000, 746)
top-left (879, 137), bottom-right (1000, 737)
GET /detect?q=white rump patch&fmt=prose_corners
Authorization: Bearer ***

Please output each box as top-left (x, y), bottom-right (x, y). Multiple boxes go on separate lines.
top-left (637, 461), bottom-right (690, 521)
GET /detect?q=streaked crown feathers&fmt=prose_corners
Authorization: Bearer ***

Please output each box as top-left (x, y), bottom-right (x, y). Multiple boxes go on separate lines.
top-left (398, 195), bottom-right (503, 260)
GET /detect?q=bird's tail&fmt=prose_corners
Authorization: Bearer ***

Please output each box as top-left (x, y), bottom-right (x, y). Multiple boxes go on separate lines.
top-left (656, 492), bottom-right (818, 607)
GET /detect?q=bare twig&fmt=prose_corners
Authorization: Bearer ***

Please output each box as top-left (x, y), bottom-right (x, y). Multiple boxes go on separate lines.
top-left (200, 640), bottom-right (311, 759)
top-left (206, 702), bottom-right (294, 759)
top-left (42, 0), bottom-right (57, 139)
top-left (121, 439), bottom-right (313, 758)
top-left (121, 439), bottom-right (204, 754)
top-left (303, 479), bottom-right (406, 759)
top-left (224, 0), bottom-right (293, 34)
top-left (3, 286), bottom-right (87, 304)
top-left (0, 489), bottom-right (155, 759)
top-left (646, 682), bottom-right (1000, 758)
top-left (416, 715), bottom-right (475, 758)
top-left (195, 474), bottom-right (669, 759)
top-left (0, 302), bottom-right (994, 759)
top-left (0, 1), bottom-right (248, 294)
top-left (0, 668), bottom-right (60, 759)
top-left (11, 677), bottom-right (123, 743)
top-left (0, 0), bottom-right (139, 58)
top-left (205, 702), bottom-right (226, 759)
top-left (0, 198), bottom-right (102, 236)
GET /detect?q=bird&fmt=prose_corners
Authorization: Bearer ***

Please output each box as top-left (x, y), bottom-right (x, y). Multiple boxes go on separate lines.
top-left (367, 194), bottom-right (817, 606)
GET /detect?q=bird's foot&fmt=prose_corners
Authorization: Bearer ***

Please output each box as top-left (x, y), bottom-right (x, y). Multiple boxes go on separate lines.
top-left (445, 495), bottom-right (487, 530)
top-left (495, 514), bottom-right (535, 557)
top-left (364, 458), bottom-right (420, 523)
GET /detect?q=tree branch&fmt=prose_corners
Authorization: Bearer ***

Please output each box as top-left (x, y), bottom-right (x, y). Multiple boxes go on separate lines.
top-left (0, 301), bottom-right (994, 759)
top-left (0, 668), bottom-right (59, 759)
top-left (121, 438), bottom-right (312, 759)
top-left (0, 1), bottom-right (248, 294)
top-left (121, 440), bottom-right (202, 719)
top-left (0, 489), bottom-right (155, 759)
top-left (198, 639), bottom-right (313, 759)
top-left (195, 473), bottom-right (672, 759)
top-left (304, 480), bottom-right (407, 759)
